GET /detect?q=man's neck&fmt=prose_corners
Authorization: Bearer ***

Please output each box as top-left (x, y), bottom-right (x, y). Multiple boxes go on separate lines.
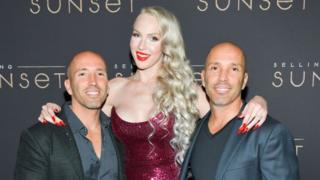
top-left (208, 99), bottom-right (243, 134)
top-left (71, 105), bottom-right (101, 131)
top-left (71, 104), bottom-right (103, 159)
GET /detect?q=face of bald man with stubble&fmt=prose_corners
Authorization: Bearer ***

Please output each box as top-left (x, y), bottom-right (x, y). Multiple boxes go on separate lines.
top-left (201, 42), bottom-right (248, 107)
top-left (64, 51), bottom-right (109, 110)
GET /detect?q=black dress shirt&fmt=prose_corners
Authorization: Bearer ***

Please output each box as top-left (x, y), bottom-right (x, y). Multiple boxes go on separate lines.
top-left (64, 104), bottom-right (118, 180)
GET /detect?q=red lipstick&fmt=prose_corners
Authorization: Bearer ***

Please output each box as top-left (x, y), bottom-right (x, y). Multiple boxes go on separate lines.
top-left (136, 51), bottom-right (150, 61)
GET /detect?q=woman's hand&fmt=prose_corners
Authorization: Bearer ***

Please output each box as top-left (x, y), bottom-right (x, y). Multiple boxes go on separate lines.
top-left (238, 96), bottom-right (268, 134)
top-left (38, 102), bottom-right (65, 126)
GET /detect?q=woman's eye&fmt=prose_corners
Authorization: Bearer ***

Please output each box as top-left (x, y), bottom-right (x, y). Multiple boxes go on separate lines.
top-left (151, 36), bottom-right (159, 41)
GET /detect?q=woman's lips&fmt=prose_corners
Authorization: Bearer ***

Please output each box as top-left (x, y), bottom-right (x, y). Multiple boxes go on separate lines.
top-left (136, 51), bottom-right (150, 61)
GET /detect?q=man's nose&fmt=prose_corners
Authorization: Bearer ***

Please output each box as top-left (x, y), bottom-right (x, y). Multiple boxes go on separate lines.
top-left (219, 70), bottom-right (228, 81)
top-left (88, 74), bottom-right (97, 85)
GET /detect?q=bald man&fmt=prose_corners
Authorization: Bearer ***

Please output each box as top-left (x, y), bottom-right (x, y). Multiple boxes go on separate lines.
top-left (15, 51), bottom-right (124, 180)
top-left (180, 42), bottom-right (299, 180)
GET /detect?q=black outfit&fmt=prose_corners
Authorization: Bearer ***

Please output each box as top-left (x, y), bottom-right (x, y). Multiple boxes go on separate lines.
top-left (180, 110), bottom-right (299, 180)
top-left (190, 112), bottom-right (234, 180)
top-left (14, 103), bottom-right (125, 180)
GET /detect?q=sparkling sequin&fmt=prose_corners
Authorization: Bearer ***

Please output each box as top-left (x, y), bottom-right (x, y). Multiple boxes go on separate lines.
top-left (111, 107), bottom-right (179, 180)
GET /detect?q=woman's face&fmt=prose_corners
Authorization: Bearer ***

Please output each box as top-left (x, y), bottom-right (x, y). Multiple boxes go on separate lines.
top-left (130, 13), bottom-right (163, 70)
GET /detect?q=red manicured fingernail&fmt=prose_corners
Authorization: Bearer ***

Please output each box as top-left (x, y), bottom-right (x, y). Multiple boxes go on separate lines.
top-left (237, 123), bottom-right (247, 135)
top-left (55, 121), bottom-right (65, 127)
top-left (52, 116), bottom-right (56, 122)
top-left (239, 123), bottom-right (248, 134)
top-left (54, 109), bottom-right (58, 113)
top-left (240, 123), bottom-right (247, 131)
top-left (243, 127), bottom-right (249, 133)
top-left (59, 121), bottom-right (66, 126)
top-left (253, 124), bottom-right (260, 130)
top-left (237, 125), bottom-right (244, 133)
top-left (54, 121), bottom-right (59, 126)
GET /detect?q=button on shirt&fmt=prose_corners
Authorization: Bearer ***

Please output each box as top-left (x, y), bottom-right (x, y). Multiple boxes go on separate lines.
top-left (64, 104), bottom-right (118, 180)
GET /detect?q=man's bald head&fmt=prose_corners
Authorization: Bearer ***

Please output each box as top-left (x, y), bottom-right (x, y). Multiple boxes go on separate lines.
top-left (67, 51), bottom-right (107, 80)
top-left (64, 51), bottom-right (109, 110)
top-left (201, 42), bottom-right (248, 107)
top-left (205, 42), bottom-right (246, 72)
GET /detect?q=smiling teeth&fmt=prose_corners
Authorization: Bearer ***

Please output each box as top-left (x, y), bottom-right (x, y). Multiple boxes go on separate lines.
top-left (138, 54), bottom-right (148, 57)
top-left (215, 85), bottom-right (230, 93)
top-left (216, 88), bottom-right (228, 92)
top-left (86, 91), bottom-right (99, 96)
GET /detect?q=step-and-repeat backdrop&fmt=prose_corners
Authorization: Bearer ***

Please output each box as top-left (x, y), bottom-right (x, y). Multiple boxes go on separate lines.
top-left (1, 0), bottom-right (319, 179)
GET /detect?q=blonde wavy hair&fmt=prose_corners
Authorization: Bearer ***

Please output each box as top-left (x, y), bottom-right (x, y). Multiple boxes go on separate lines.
top-left (140, 6), bottom-right (200, 164)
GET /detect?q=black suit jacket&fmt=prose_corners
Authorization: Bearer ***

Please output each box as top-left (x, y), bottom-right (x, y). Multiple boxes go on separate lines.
top-left (14, 110), bottom-right (125, 180)
top-left (179, 112), bottom-right (299, 180)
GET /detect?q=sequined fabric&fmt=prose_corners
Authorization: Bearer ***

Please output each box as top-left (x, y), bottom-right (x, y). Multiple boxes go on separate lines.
top-left (111, 107), bottom-right (179, 180)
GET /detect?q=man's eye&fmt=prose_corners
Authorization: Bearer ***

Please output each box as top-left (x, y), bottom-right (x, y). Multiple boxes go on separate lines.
top-left (210, 66), bottom-right (218, 70)
top-left (232, 67), bottom-right (240, 71)
top-left (132, 32), bottom-right (140, 37)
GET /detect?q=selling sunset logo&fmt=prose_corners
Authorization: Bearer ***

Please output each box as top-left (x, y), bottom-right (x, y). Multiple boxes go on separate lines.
top-left (272, 60), bottom-right (319, 88)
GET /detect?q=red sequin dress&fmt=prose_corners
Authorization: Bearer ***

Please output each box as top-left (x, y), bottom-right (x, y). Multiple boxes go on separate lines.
top-left (111, 107), bottom-right (179, 180)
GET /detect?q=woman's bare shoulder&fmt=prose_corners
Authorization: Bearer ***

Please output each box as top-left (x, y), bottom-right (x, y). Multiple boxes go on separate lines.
top-left (109, 76), bottom-right (129, 86)
top-left (110, 76), bottom-right (132, 90)
top-left (103, 77), bottom-right (130, 116)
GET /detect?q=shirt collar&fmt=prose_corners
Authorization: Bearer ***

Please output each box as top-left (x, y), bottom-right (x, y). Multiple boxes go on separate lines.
top-left (203, 101), bottom-right (246, 122)
top-left (63, 102), bottom-right (110, 135)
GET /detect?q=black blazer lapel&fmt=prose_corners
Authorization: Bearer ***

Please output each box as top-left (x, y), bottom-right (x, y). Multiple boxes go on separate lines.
top-left (55, 112), bottom-right (84, 179)
top-left (215, 119), bottom-right (246, 180)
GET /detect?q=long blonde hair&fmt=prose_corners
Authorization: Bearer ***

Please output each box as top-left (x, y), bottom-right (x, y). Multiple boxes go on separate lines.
top-left (140, 6), bottom-right (199, 164)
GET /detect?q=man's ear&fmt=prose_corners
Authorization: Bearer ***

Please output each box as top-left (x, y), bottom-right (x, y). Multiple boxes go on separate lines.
top-left (64, 79), bottom-right (72, 95)
top-left (201, 70), bottom-right (206, 87)
top-left (242, 72), bottom-right (248, 90)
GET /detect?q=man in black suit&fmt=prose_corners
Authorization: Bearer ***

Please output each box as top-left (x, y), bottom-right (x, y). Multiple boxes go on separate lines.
top-left (14, 51), bottom-right (124, 180)
top-left (179, 42), bottom-right (299, 180)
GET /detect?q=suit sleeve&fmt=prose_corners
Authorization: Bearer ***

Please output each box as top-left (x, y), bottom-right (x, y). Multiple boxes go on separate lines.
top-left (260, 124), bottom-right (300, 180)
top-left (14, 129), bottom-right (49, 180)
